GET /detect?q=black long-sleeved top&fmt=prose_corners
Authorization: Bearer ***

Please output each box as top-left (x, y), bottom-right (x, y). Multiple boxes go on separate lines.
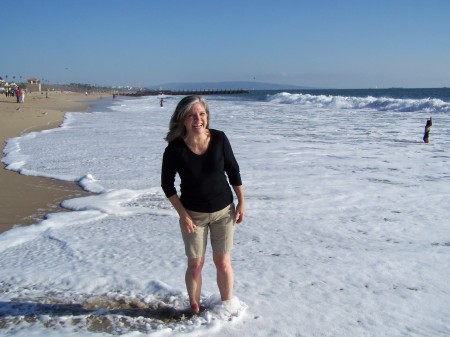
top-left (161, 129), bottom-right (242, 213)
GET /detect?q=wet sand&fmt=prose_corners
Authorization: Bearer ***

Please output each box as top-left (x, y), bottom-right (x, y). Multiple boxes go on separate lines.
top-left (0, 91), bottom-right (109, 233)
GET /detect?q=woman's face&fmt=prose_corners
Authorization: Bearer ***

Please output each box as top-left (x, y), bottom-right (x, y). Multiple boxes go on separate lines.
top-left (184, 103), bottom-right (208, 136)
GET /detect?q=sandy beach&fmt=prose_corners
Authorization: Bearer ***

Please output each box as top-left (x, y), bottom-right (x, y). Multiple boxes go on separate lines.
top-left (0, 90), bottom-right (108, 233)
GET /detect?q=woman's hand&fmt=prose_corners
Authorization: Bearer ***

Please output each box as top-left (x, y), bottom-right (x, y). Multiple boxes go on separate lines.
top-left (235, 202), bottom-right (245, 224)
top-left (232, 185), bottom-right (245, 224)
top-left (168, 194), bottom-right (196, 233)
top-left (181, 214), bottom-right (196, 233)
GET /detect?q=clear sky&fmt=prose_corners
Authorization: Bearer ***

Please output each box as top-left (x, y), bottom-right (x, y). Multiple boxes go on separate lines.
top-left (2, 0), bottom-right (450, 89)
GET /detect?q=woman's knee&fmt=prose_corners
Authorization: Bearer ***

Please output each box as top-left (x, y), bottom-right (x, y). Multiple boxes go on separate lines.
top-left (213, 253), bottom-right (232, 272)
top-left (187, 257), bottom-right (204, 276)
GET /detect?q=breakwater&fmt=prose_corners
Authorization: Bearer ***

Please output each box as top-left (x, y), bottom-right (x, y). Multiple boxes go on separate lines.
top-left (120, 89), bottom-right (249, 97)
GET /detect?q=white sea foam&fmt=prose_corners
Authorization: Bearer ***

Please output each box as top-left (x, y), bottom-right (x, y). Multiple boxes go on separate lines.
top-left (1, 93), bottom-right (449, 336)
top-left (267, 91), bottom-right (450, 113)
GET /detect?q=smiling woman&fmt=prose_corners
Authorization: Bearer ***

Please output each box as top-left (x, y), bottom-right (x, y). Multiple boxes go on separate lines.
top-left (161, 95), bottom-right (245, 314)
top-left (183, 103), bottom-right (210, 155)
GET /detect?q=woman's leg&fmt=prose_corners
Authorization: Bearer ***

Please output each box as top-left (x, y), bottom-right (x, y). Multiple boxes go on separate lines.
top-left (186, 256), bottom-right (205, 313)
top-left (213, 252), bottom-right (234, 301)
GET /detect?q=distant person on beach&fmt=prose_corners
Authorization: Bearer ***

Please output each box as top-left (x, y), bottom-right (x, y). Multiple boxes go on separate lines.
top-left (15, 89), bottom-right (21, 103)
top-left (423, 117), bottom-right (432, 143)
top-left (160, 98), bottom-right (164, 107)
top-left (161, 95), bottom-right (245, 314)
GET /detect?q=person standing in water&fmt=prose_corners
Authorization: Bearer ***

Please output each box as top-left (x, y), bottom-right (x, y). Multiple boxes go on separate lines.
top-left (423, 117), bottom-right (432, 143)
top-left (161, 95), bottom-right (245, 314)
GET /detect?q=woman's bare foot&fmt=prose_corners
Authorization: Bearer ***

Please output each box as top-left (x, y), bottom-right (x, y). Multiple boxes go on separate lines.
top-left (190, 303), bottom-right (200, 314)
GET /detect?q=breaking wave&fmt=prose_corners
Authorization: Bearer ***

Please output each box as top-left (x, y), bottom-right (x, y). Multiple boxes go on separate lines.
top-left (267, 92), bottom-right (450, 113)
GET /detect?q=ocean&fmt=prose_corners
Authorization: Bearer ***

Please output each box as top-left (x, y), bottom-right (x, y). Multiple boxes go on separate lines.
top-left (1, 88), bottom-right (449, 336)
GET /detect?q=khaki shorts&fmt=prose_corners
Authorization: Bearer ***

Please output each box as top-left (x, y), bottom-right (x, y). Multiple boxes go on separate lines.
top-left (181, 203), bottom-right (236, 258)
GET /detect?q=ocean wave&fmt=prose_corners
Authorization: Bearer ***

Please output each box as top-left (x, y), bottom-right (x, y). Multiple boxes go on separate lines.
top-left (267, 92), bottom-right (450, 113)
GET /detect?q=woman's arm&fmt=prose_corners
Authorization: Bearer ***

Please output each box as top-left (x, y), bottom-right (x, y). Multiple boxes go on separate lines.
top-left (168, 194), bottom-right (196, 233)
top-left (232, 185), bottom-right (245, 224)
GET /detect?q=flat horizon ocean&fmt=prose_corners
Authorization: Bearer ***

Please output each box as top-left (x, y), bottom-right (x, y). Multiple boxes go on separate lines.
top-left (1, 88), bottom-right (449, 336)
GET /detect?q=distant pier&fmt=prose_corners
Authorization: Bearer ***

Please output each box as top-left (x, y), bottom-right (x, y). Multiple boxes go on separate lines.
top-left (120, 89), bottom-right (249, 97)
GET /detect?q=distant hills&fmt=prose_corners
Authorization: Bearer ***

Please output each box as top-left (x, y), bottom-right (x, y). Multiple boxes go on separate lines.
top-left (146, 81), bottom-right (312, 91)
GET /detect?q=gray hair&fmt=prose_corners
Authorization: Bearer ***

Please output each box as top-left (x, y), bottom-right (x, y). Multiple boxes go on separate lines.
top-left (165, 95), bottom-right (210, 142)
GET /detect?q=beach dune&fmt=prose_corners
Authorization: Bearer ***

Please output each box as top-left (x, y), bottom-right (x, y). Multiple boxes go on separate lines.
top-left (0, 91), bottom-right (106, 232)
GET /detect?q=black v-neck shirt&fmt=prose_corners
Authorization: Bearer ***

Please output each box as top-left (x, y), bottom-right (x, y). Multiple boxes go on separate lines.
top-left (161, 129), bottom-right (242, 212)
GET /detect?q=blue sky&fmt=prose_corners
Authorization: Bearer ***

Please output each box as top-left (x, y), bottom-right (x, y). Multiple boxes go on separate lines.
top-left (2, 0), bottom-right (449, 88)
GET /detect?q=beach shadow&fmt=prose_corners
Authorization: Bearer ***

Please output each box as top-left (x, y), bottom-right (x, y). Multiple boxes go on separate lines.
top-left (0, 301), bottom-right (190, 319)
top-left (0, 296), bottom-right (194, 333)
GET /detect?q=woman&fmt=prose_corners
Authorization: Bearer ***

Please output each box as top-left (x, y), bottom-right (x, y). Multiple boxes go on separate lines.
top-left (161, 95), bottom-right (245, 314)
